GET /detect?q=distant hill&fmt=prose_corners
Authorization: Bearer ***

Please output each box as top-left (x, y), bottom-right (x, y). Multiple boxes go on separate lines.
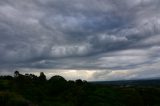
top-left (90, 78), bottom-right (160, 86)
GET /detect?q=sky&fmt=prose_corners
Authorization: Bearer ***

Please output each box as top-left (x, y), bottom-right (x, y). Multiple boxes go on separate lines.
top-left (0, 0), bottom-right (160, 81)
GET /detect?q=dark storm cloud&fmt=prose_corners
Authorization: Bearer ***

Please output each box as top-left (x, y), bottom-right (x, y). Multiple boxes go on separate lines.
top-left (0, 0), bottom-right (160, 80)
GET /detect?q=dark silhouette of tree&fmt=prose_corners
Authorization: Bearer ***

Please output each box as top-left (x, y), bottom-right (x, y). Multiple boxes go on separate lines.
top-left (49, 75), bottom-right (66, 82)
top-left (75, 79), bottom-right (83, 85)
top-left (29, 74), bottom-right (38, 81)
top-left (48, 75), bottom-right (67, 95)
top-left (14, 70), bottom-right (20, 77)
top-left (1, 71), bottom-right (160, 106)
top-left (39, 72), bottom-right (46, 81)
top-left (0, 76), bottom-right (13, 80)
top-left (67, 80), bottom-right (75, 87)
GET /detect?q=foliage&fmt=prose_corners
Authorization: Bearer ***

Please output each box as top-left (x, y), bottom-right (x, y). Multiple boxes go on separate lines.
top-left (0, 71), bottom-right (160, 106)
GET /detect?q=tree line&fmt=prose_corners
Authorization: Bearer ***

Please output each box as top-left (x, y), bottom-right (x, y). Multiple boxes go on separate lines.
top-left (0, 71), bottom-right (160, 106)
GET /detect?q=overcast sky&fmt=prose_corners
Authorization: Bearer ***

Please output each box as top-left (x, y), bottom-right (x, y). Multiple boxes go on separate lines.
top-left (0, 0), bottom-right (160, 81)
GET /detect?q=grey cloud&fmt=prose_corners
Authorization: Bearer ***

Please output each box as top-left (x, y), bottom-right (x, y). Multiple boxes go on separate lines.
top-left (0, 0), bottom-right (160, 80)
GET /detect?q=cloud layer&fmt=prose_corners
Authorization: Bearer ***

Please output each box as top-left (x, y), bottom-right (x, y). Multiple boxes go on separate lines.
top-left (0, 0), bottom-right (160, 81)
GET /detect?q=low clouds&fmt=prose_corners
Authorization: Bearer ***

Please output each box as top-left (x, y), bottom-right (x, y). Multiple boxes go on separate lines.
top-left (0, 0), bottom-right (160, 80)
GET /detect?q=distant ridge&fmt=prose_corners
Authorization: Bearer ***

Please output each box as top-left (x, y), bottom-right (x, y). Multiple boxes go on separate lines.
top-left (90, 78), bottom-right (160, 86)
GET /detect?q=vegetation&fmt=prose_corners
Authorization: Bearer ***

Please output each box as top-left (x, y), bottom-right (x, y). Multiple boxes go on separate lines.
top-left (0, 71), bottom-right (160, 106)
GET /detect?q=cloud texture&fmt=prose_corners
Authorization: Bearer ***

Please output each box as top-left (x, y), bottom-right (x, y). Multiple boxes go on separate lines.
top-left (0, 0), bottom-right (160, 81)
